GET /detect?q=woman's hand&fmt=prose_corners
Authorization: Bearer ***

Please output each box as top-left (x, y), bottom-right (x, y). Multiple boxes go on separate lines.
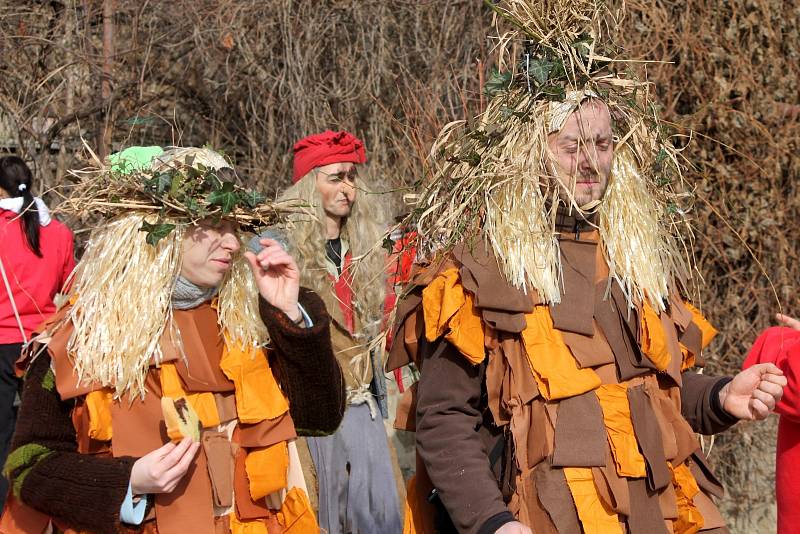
top-left (130, 437), bottom-right (200, 495)
top-left (244, 238), bottom-right (302, 322)
top-left (496, 522), bottom-right (533, 534)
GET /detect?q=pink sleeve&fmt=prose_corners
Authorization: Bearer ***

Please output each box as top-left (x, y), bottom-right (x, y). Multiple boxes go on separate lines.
top-left (744, 327), bottom-right (800, 422)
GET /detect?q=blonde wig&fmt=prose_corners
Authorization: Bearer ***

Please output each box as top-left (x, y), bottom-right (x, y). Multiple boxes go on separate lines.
top-left (276, 170), bottom-right (389, 338)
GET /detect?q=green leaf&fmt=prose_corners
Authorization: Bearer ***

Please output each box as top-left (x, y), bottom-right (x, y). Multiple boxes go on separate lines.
top-left (207, 183), bottom-right (238, 213)
top-left (540, 84), bottom-right (566, 101)
top-left (484, 69), bottom-right (512, 97)
top-left (139, 221), bottom-right (176, 246)
top-left (382, 236), bottom-right (395, 254)
top-left (155, 172), bottom-right (172, 194)
top-left (239, 190), bottom-right (266, 209)
top-left (528, 58), bottom-right (554, 85)
top-left (462, 151), bottom-right (481, 166)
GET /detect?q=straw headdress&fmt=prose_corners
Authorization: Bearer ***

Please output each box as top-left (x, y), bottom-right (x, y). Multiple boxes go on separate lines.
top-left (52, 147), bottom-right (301, 399)
top-left (410, 0), bottom-right (693, 311)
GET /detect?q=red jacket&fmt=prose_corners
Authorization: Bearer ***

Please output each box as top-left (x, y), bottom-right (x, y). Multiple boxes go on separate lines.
top-left (0, 209), bottom-right (74, 344)
top-left (743, 327), bottom-right (800, 534)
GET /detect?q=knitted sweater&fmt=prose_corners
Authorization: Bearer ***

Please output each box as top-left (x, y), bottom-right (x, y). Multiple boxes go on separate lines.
top-left (4, 287), bottom-right (344, 534)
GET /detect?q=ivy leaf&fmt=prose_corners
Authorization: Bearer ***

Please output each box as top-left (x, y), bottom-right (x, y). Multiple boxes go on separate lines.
top-left (540, 84), bottom-right (566, 101)
top-left (239, 190), bottom-right (266, 209)
top-left (484, 69), bottom-right (512, 97)
top-left (529, 58), bottom-right (554, 85)
top-left (207, 182), bottom-right (237, 213)
top-left (382, 236), bottom-right (395, 254)
top-left (151, 172), bottom-right (172, 194)
top-left (139, 221), bottom-right (176, 246)
top-left (462, 151), bottom-right (481, 166)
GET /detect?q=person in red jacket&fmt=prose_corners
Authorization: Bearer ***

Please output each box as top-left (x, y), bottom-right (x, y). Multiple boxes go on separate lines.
top-left (0, 156), bottom-right (75, 508)
top-left (743, 313), bottom-right (800, 534)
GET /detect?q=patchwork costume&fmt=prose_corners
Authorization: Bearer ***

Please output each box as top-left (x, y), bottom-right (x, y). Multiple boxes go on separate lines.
top-left (1, 147), bottom-right (345, 534)
top-left (386, 2), bottom-right (752, 533)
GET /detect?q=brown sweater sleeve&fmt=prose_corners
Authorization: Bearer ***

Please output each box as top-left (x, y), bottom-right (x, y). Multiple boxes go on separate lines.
top-left (259, 287), bottom-right (346, 436)
top-left (415, 339), bottom-right (510, 534)
top-left (5, 354), bottom-right (135, 534)
top-left (680, 371), bottom-right (738, 435)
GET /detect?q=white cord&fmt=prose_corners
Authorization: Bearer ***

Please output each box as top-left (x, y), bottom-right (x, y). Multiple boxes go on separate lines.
top-left (0, 254), bottom-right (27, 343)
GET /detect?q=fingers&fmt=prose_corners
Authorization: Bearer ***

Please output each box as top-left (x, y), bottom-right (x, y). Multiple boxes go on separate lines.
top-left (776, 313), bottom-right (800, 331)
top-left (750, 388), bottom-right (777, 413)
top-left (244, 250), bottom-right (260, 273)
top-left (162, 441), bottom-right (201, 484)
top-left (159, 437), bottom-right (194, 468)
top-left (749, 397), bottom-right (771, 420)
top-left (752, 362), bottom-right (784, 376)
top-left (254, 247), bottom-right (297, 273)
top-left (758, 379), bottom-right (784, 401)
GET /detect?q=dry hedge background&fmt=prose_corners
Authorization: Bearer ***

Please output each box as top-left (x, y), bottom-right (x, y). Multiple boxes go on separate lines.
top-left (0, 1), bottom-right (797, 531)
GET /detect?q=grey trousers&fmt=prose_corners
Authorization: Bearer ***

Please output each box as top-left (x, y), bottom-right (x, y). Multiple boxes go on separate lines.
top-left (307, 403), bottom-right (402, 534)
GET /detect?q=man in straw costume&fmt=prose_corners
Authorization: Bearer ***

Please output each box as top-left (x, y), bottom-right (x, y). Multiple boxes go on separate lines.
top-left (268, 130), bottom-right (402, 533)
top-left (0, 146), bottom-right (345, 534)
top-left (387, 2), bottom-right (785, 533)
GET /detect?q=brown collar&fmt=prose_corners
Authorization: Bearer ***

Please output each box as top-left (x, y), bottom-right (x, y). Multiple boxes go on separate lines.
top-left (554, 207), bottom-right (598, 239)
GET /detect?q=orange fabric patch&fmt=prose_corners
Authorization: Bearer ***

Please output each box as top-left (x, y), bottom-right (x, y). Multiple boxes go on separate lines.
top-left (520, 307), bottom-right (601, 400)
top-left (640, 302), bottom-right (671, 372)
top-left (683, 303), bottom-right (718, 349)
top-left (219, 343), bottom-right (289, 424)
top-left (276, 487), bottom-right (319, 533)
top-left (421, 268), bottom-right (485, 364)
top-left (160, 362), bottom-right (221, 428)
top-left (670, 462), bottom-right (704, 534)
top-left (595, 384), bottom-right (647, 478)
top-left (85, 389), bottom-right (113, 441)
top-left (245, 441), bottom-right (289, 501)
top-left (229, 513), bottom-right (269, 534)
top-left (402, 475), bottom-right (435, 534)
top-left (563, 467), bottom-right (623, 534)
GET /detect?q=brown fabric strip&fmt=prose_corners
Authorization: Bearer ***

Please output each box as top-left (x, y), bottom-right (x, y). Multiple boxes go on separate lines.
top-left (657, 482), bottom-right (678, 520)
top-left (626, 477), bottom-right (670, 534)
top-left (551, 392), bottom-right (606, 467)
top-left (516, 470), bottom-right (559, 534)
top-left (501, 337), bottom-right (539, 404)
top-left (482, 309), bottom-right (528, 334)
top-left (386, 292), bottom-right (422, 371)
top-left (659, 311), bottom-right (684, 386)
top-left (393, 382), bottom-right (417, 431)
top-left (172, 305), bottom-right (235, 393)
top-left (689, 451), bottom-right (725, 499)
top-left (627, 385), bottom-right (670, 491)
top-left (594, 448), bottom-right (631, 516)
top-left (452, 242), bottom-right (534, 313)
top-left (526, 398), bottom-right (551, 469)
top-left (202, 431), bottom-right (234, 508)
top-left (237, 412), bottom-right (297, 448)
top-left (550, 239), bottom-right (597, 336)
top-left (669, 293), bottom-right (694, 330)
top-left (644, 383), bottom-right (678, 462)
top-left (155, 446), bottom-right (215, 534)
top-left (595, 281), bottom-right (654, 381)
top-left (693, 489), bottom-right (727, 530)
top-left (50, 322), bottom-right (102, 400)
top-left (111, 369), bottom-right (167, 457)
top-left (560, 321), bottom-right (615, 369)
top-left (533, 462), bottom-right (582, 534)
top-left (214, 392), bottom-right (238, 424)
top-left (679, 322), bottom-right (703, 359)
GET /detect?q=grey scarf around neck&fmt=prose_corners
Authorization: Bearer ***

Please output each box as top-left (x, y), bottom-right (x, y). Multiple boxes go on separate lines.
top-left (172, 275), bottom-right (218, 310)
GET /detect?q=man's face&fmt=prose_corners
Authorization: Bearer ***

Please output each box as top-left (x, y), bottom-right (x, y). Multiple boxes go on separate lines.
top-left (180, 219), bottom-right (241, 288)
top-left (547, 99), bottom-right (614, 207)
top-left (314, 162), bottom-right (358, 222)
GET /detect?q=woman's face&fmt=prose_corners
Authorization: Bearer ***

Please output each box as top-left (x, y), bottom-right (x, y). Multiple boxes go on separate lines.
top-left (180, 219), bottom-right (241, 288)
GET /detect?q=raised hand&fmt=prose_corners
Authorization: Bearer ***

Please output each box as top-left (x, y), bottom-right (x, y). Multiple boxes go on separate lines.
top-left (244, 238), bottom-right (302, 322)
top-left (719, 363), bottom-right (787, 421)
top-left (776, 313), bottom-right (800, 331)
top-left (130, 437), bottom-right (200, 495)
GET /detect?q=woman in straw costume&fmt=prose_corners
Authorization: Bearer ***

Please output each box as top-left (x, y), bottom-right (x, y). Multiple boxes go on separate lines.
top-left (1, 147), bottom-right (344, 534)
top-left (387, 1), bottom-right (785, 533)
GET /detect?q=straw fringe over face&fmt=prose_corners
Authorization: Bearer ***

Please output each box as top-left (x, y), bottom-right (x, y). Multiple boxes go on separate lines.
top-left (60, 213), bottom-right (268, 400)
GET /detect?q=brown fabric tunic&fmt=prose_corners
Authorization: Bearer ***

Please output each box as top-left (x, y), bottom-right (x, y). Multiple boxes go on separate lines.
top-left (389, 216), bottom-right (736, 534)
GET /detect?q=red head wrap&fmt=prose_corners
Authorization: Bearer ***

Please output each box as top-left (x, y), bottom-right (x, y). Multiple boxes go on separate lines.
top-left (291, 130), bottom-right (366, 183)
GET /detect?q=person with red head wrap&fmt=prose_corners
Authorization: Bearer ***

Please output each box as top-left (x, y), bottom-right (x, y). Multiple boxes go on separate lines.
top-left (254, 130), bottom-right (404, 534)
